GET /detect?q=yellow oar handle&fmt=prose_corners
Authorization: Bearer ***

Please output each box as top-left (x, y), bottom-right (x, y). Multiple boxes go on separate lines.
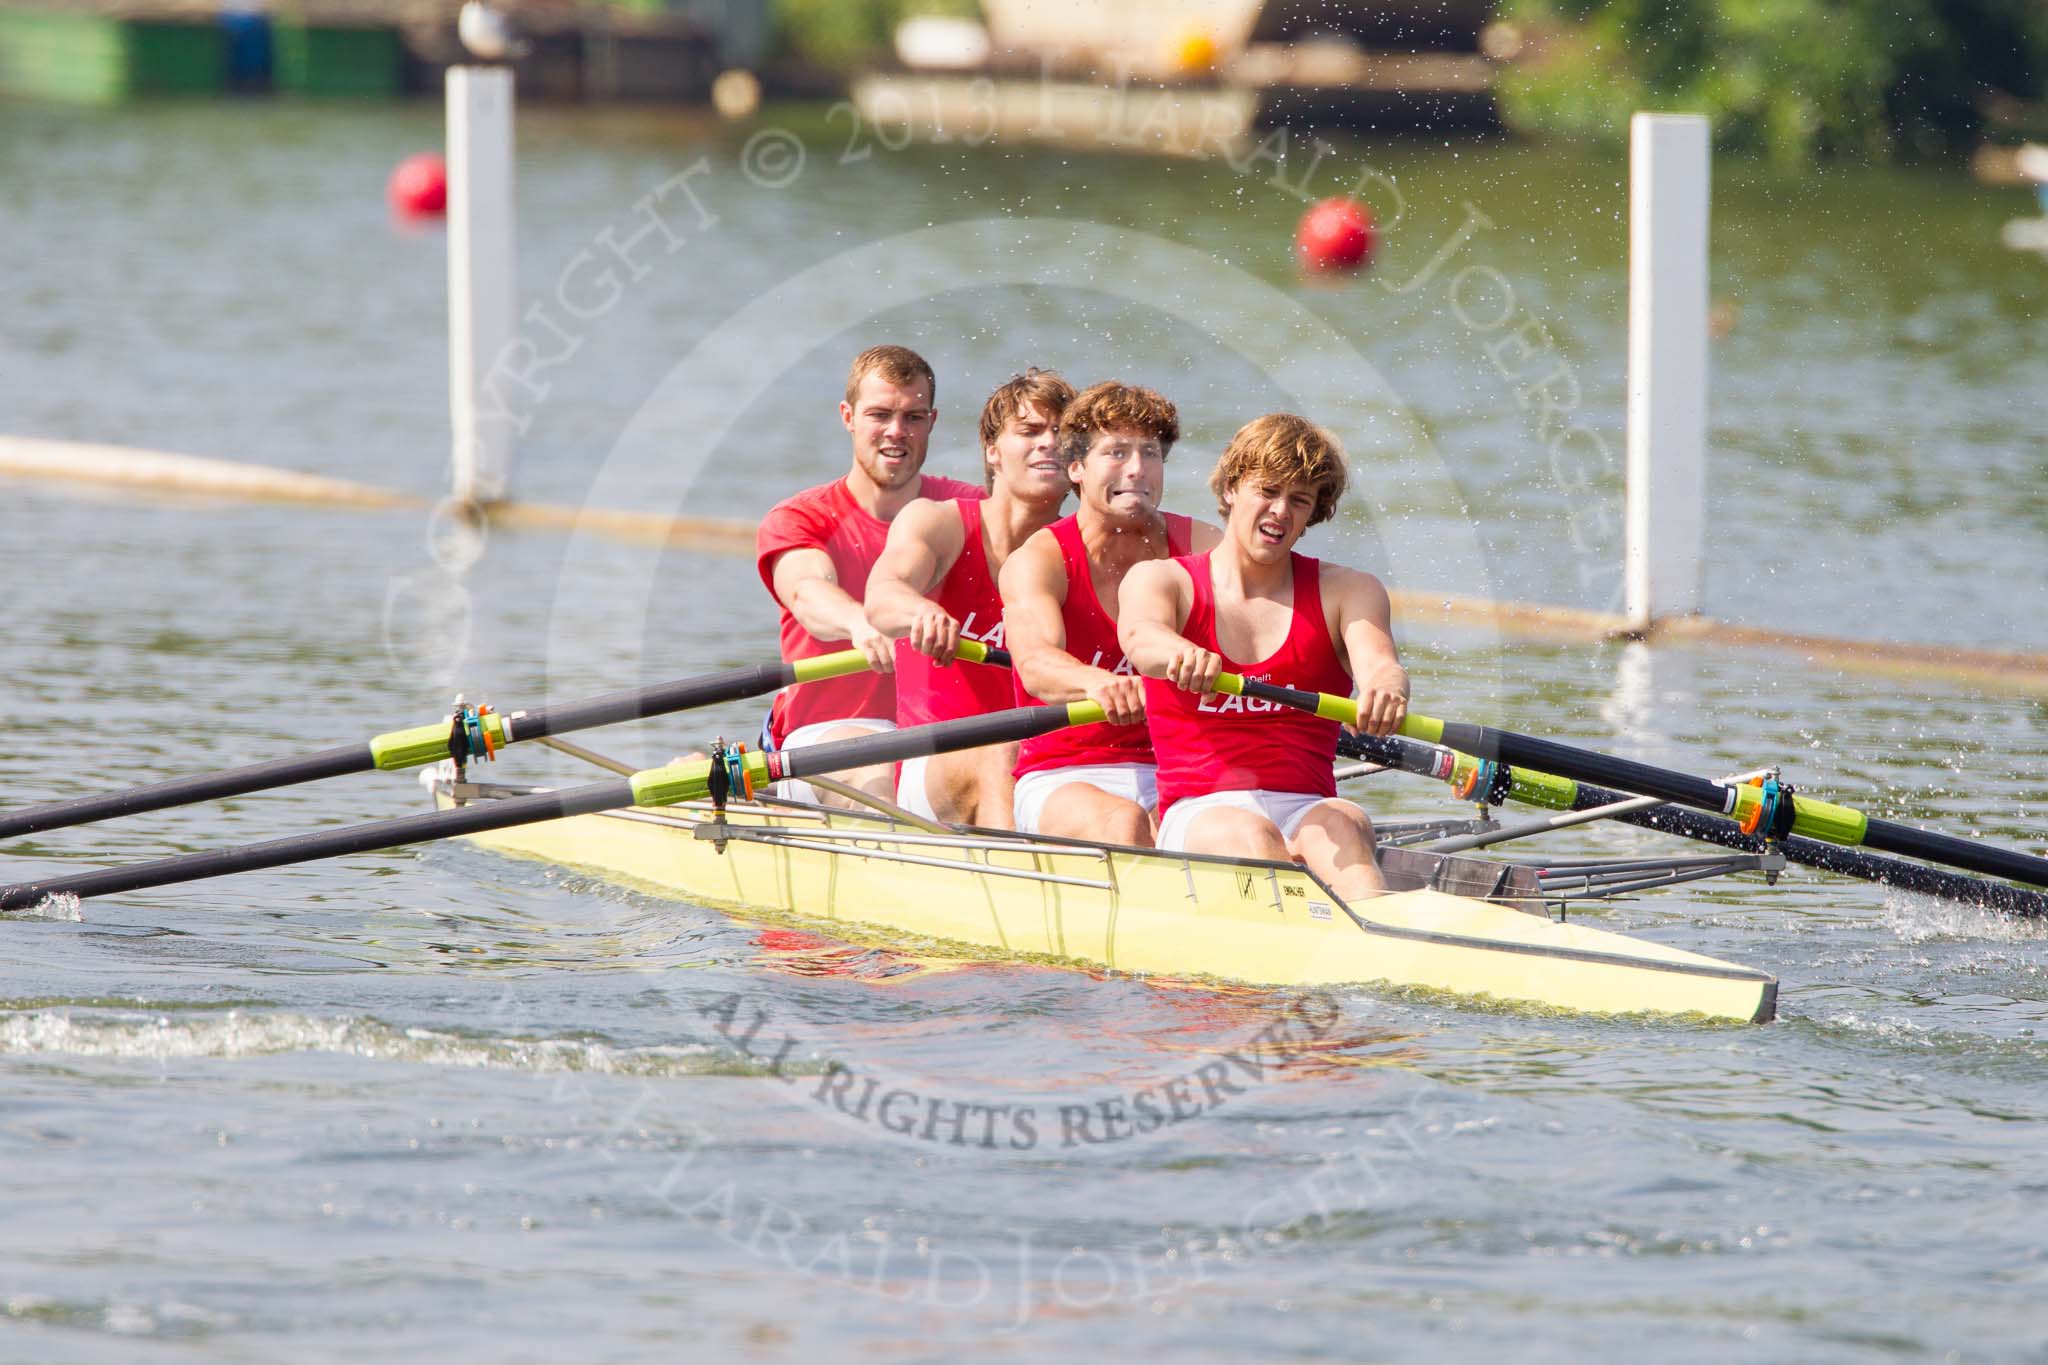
top-left (799, 640), bottom-right (1005, 678)
top-left (1211, 671), bottom-right (1437, 740)
top-left (786, 646), bottom-right (874, 684)
top-left (1400, 713), bottom-right (1445, 743)
top-left (788, 638), bottom-right (1002, 685)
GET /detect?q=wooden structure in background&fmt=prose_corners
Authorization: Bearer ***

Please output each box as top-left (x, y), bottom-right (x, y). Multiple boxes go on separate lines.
top-left (860, 0), bottom-right (1500, 158)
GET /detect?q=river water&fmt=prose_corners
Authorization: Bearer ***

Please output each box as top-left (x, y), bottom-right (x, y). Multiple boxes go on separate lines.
top-left (2, 100), bottom-right (2045, 1361)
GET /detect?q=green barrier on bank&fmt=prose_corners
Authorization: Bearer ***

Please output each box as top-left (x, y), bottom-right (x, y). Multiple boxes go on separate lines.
top-left (0, 9), bottom-right (224, 104)
top-left (271, 19), bottom-right (401, 99)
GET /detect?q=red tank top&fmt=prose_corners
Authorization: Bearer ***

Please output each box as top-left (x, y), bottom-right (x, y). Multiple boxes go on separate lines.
top-left (1013, 511), bottom-right (1193, 777)
top-left (895, 497), bottom-right (1014, 726)
top-left (1146, 551), bottom-right (1353, 814)
top-left (756, 473), bottom-right (982, 746)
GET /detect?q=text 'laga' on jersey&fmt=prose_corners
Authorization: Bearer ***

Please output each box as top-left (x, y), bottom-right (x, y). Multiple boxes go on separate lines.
top-left (1197, 684), bottom-right (1312, 715)
top-left (1083, 648), bottom-right (1137, 675)
top-left (956, 611), bottom-right (1005, 649)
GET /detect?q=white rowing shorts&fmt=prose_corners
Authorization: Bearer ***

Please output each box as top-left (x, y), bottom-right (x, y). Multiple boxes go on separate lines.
top-left (1011, 763), bottom-right (1159, 835)
top-left (894, 752), bottom-right (941, 823)
top-left (1156, 789), bottom-right (1342, 852)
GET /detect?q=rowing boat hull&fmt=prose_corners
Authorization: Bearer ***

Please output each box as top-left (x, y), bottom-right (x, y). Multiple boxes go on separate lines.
top-left (434, 783), bottom-right (1777, 1023)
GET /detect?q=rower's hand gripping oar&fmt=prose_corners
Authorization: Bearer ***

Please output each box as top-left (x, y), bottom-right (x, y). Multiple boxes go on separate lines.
top-left (0, 695), bottom-right (1099, 912)
top-left (0, 642), bottom-right (1008, 843)
top-left (1214, 672), bottom-right (2048, 893)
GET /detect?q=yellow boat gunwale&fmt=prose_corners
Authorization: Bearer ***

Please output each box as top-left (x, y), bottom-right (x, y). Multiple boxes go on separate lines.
top-left (432, 780), bottom-right (1779, 1025)
top-left (978, 821), bottom-right (1780, 992)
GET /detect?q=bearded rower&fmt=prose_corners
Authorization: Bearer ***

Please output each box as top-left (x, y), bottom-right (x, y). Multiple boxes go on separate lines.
top-left (1119, 414), bottom-right (1408, 900)
top-left (864, 370), bottom-right (1076, 825)
top-left (998, 381), bottom-right (1220, 845)
top-left (754, 345), bottom-right (982, 807)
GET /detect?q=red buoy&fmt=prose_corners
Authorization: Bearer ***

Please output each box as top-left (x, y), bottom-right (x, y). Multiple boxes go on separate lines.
top-left (1296, 196), bottom-right (1374, 273)
top-left (387, 152), bottom-right (447, 221)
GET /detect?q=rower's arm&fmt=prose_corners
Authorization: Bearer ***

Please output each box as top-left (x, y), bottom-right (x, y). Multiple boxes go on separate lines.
top-left (998, 530), bottom-right (1088, 701)
top-left (769, 547), bottom-right (894, 672)
top-left (865, 499), bottom-right (965, 637)
top-left (1000, 530), bottom-right (1147, 726)
top-left (1117, 560), bottom-right (1212, 692)
top-left (1330, 566), bottom-right (1408, 736)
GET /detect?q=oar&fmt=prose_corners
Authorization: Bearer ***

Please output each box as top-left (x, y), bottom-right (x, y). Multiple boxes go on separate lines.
top-left (0, 642), bottom-right (1007, 843)
top-left (0, 697), bottom-right (1101, 911)
top-left (1335, 731), bottom-right (2048, 917)
top-left (1213, 673), bottom-right (2048, 894)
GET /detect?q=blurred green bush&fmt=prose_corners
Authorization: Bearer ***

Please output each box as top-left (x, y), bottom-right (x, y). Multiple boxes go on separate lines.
top-left (773, 0), bottom-right (979, 70)
top-left (1498, 0), bottom-right (2046, 162)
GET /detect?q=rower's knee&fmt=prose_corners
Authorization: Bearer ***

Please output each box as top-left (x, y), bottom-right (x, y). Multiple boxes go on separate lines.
top-left (1183, 807), bottom-right (1289, 861)
top-left (1295, 801), bottom-right (1373, 847)
top-left (811, 760), bottom-right (897, 809)
top-left (1290, 802), bottom-right (1384, 891)
top-left (1063, 798), bottom-right (1149, 848)
top-left (852, 763), bottom-right (898, 798)
top-left (1039, 793), bottom-right (1151, 847)
top-left (1099, 803), bottom-right (1152, 848)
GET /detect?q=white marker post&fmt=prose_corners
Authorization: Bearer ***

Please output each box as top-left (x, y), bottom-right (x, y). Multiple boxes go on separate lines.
top-left (1624, 113), bottom-right (1709, 632)
top-left (446, 65), bottom-right (516, 504)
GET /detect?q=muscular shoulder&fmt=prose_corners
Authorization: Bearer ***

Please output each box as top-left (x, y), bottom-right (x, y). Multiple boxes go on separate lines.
top-left (1121, 556), bottom-right (1193, 615)
top-left (1123, 556), bottom-right (1190, 595)
top-left (765, 478), bottom-right (845, 518)
top-left (1318, 561), bottom-right (1393, 622)
top-left (892, 495), bottom-right (952, 532)
top-left (758, 479), bottom-right (846, 551)
top-left (1000, 525), bottom-right (1066, 597)
top-left (886, 496), bottom-right (967, 554)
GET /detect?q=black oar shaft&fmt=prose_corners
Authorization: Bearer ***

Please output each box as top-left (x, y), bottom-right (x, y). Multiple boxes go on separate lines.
top-left (1338, 734), bottom-right (2048, 916)
top-left (0, 745), bottom-right (371, 842)
top-left (1858, 817), bottom-right (2048, 889)
top-left (1428, 719), bottom-right (2048, 890)
top-left (0, 781), bottom-right (631, 910)
top-left (0, 698), bottom-right (1102, 912)
top-left (0, 659), bottom-right (812, 843)
top-left (774, 700), bottom-right (1071, 781)
top-left (1431, 722), bottom-right (1730, 811)
top-left (507, 661), bottom-right (791, 741)
top-left (1618, 805), bottom-right (2048, 917)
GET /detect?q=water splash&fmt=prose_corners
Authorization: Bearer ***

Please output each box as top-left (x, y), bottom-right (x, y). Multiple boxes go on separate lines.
top-left (4, 892), bottom-right (82, 922)
top-left (0, 1006), bottom-right (794, 1078)
top-left (1878, 889), bottom-right (2048, 946)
